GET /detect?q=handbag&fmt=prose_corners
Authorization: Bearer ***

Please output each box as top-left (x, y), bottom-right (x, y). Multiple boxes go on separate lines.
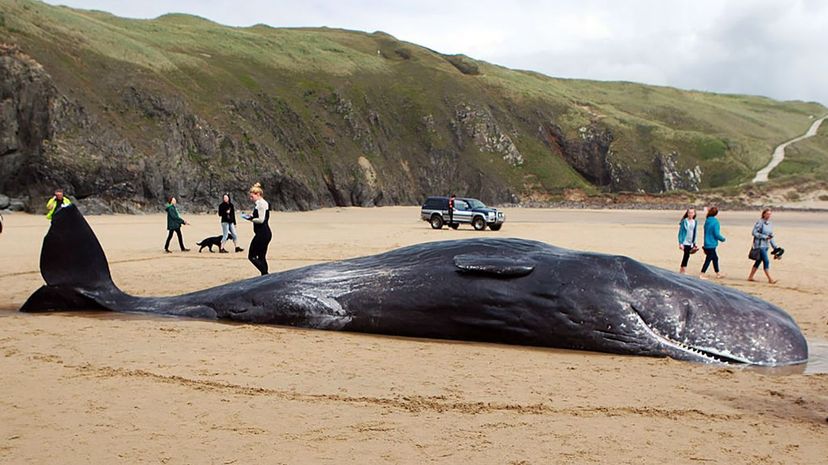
top-left (748, 247), bottom-right (760, 261)
top-left (689, 245), bottom-right (699, 254)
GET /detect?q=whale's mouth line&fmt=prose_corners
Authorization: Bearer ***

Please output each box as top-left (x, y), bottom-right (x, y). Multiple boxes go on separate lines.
top-left (629, 304), bottom-right (751, 365)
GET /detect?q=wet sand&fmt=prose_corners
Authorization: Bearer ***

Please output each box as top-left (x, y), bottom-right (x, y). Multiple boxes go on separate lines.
top-left (0, 207), bottom-right (826, 464)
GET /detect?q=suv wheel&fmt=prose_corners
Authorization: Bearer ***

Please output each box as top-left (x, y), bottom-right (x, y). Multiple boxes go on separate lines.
top-left (488, 224), bottom-right (502, 231)
top-left (472, 216), bottom-right (486, 231)
top-left (430, 214), bottom-right (444, 229)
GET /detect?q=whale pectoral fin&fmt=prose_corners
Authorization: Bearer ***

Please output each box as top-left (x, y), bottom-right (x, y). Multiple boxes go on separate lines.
top-left (453, 254), bottom-right (535, 278)
top-left (175, 305), bottom-right (218, 319)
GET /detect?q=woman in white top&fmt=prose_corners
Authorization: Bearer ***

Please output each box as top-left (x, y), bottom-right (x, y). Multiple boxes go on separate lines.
top-left (243, 183), bottom-right (272, 275)
top-left (677, 208), bottom-right (698, 274)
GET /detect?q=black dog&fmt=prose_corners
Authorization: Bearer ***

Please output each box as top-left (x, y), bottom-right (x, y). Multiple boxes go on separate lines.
top-left (196, 234), bottom-right (236, 253)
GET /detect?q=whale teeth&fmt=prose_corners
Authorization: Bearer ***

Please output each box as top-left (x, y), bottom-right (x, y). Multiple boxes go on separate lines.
top-left (630, 306), bottom-right (732, 364)
top-left (650, 325), bottom-right (727, 363)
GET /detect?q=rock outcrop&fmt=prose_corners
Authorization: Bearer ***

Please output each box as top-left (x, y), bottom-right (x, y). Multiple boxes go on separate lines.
top-left (0, 44), bottom-right (56, 199)
top-left (657, 152), bottom-right (703, 192)
top-left (454, 103), bottom-right (524, 167)
top-left (539, 121), bottom-right (613, 186)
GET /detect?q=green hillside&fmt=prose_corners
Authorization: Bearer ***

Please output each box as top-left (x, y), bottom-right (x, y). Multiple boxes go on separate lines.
top-left (1, 0), bottom-right (825, 211)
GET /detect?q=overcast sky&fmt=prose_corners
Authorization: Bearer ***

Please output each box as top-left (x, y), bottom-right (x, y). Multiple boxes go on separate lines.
top-left (44, 0), bottom-right (828, 106)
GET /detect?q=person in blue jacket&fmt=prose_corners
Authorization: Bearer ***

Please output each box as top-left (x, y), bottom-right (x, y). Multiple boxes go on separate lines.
top-left (677, 207), bottom-right (698, 274)
top-left (699, 206), bottom-right (726, 279)
top-left (748, 208), bottom-right (780, 284)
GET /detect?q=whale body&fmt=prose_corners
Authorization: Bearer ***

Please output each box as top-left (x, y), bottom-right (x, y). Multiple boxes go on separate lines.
top-left (21, 205), bottom-right (808, 366)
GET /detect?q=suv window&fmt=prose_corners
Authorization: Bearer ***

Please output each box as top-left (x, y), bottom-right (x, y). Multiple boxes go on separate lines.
top-left (466, 199), bottom-right (486, 209)
top-left (454, 200), bottom-right (469, 210)
top-left (424, 198), bottom-right (446, 209)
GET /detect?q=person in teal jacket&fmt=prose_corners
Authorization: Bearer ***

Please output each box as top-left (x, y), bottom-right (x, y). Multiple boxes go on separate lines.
top-left (699, 206), bottom-right (726, 279)
top-left (677, 208), bottom-right (698, 274)
top-left (164, 196), bottom-right (190, 253)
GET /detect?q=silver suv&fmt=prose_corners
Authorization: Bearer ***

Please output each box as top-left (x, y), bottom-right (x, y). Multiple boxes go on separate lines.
top-left (420, 196), bottom-right (505, 231)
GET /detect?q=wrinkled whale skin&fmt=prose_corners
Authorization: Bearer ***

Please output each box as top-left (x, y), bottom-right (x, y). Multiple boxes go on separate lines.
top-left (22, 205), bottom-right (808, 366)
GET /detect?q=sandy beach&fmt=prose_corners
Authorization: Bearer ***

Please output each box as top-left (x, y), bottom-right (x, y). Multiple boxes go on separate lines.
top-left (1, 206), bottom-right (826, 464)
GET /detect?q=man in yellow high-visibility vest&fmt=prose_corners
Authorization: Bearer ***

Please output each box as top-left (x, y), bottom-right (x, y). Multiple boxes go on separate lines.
top-left (45, 189), bottom-right (71, 221)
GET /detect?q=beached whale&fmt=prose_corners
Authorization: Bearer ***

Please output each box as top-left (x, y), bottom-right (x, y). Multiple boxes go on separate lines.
top-left (22, 205), bottom-right (807, 366)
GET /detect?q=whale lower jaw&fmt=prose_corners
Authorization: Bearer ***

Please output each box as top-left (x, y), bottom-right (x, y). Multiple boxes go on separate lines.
top-left (652, 331), bottom-right (752, 365)
top-left (628, 305), bottom-right (752, 365)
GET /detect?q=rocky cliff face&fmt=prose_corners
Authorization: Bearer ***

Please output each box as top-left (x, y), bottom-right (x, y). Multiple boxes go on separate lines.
top-left (453, 103), bottom-right (524, 167)
top-left (657, 152), bottom-right (703, 192)
top-left (0, 45), bottom-right (328, 212)
top-left (0, 42), bottom-right (701, 214)
top-left (539, 121), bottom-right (613, 186)
top-left (1, 44), bottom-right (153, 212)
top-left (0, 44), bottom-right (55, 202)
top-left (0, 46), bottom-right (524, 212)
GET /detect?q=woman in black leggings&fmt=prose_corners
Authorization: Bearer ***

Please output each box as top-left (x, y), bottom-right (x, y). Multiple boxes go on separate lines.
top-left (676, 207), bottom-right (697, 274)
top-left (243, 183), bottom-right (272, 275)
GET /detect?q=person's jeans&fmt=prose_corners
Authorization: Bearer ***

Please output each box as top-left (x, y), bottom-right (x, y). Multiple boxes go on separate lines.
top-left (752, 247), bottom-right (770, 270)
top-left (221, 222), bottom-right (238, 246)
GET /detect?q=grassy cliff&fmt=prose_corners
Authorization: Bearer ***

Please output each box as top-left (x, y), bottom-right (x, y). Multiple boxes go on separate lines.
top-left (1, 0), bottom-right (825, 211)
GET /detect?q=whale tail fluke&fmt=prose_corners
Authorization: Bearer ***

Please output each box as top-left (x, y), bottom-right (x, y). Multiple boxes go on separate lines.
top-left (21, 204), bottom-right (122, 312)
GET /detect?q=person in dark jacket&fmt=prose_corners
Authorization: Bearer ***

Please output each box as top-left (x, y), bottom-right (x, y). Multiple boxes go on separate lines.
top-left (243, 183), bottom-right (271, 275)
top-left (218, 194), bottom-right (243, 253)
top-left (448, 193), bottom-right (456, 228)
top-left (164, 196), bottom-right (190, 253)
top-left (699, 206), bottom-right (726, 279)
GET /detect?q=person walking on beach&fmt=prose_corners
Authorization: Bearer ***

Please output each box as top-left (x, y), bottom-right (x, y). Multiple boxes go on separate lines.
top-left (748, 208), bottom-right (780, 284)
top-left (164, 196), bottom-right (190, 253)
top-left (699, 206), bottom-right (726, 279)
top-left (46, 188), bottom-right (71, 221)
top-left (243, 183), bottom-right (272, 275)
top-left (677, 208), bottom-right (698, 274)
top-left (218, 194), bottom-right (243, 254)
top-left (448, 193), bottom-right (456, 228)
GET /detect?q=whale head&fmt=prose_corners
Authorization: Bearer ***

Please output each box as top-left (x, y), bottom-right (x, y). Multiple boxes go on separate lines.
top-left (618, 257), bottom-right (808, 366)
top-left (448, 240), bottom-right (808, 366)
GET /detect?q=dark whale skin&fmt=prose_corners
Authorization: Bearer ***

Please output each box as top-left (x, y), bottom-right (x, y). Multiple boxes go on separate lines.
top-left (21, 205), bottom-right (808, 366)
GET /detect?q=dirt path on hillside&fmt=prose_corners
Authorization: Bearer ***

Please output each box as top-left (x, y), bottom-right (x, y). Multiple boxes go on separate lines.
top-left (753, 114), bottom-right (828, 183)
